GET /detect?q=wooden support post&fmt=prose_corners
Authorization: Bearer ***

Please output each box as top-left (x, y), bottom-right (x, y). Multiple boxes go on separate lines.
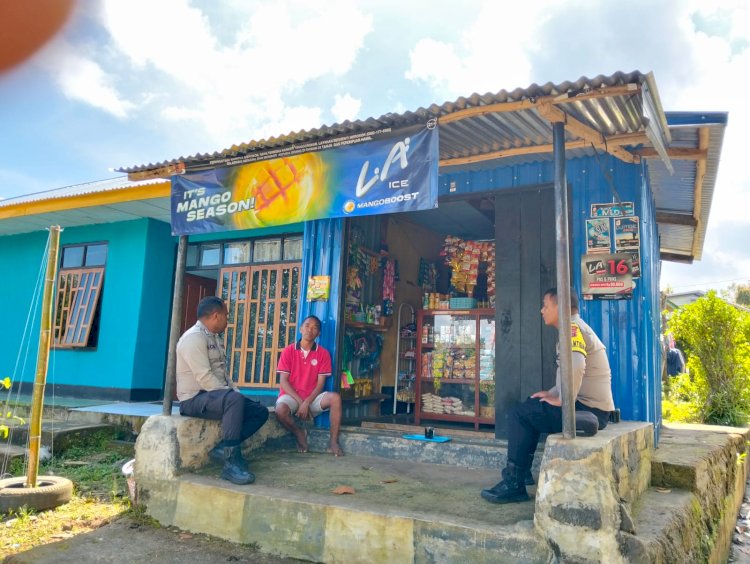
top-left (163, 235), bottom-right (188, 415)
top-left (552, 123), bottom-right (576, 440)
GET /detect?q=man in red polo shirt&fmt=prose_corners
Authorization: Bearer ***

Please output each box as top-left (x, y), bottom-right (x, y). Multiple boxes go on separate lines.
top-left (275, 315), bottom-right (344, 456)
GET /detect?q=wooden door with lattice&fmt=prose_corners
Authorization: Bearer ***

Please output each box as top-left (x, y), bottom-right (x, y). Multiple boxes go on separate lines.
top-left (219, 263), bottom-right (301, 388)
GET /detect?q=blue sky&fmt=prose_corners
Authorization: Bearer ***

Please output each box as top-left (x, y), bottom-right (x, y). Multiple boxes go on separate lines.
top-left (1, 0), bottom-right (748, 293)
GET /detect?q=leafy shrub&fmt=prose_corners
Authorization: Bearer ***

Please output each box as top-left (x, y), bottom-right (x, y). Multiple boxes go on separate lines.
top-left (665, 291), bottom-right (750, 426)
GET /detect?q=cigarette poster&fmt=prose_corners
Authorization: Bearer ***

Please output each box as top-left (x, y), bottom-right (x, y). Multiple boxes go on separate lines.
top-left (614, 217), bottom-right (640, 251)
top-left (581, 253), bottom-right (634, 300)
top-left (591, 202), bottom-right (634, 218)
top-left (306, 275), bottom-right (330, 301)
top-left (586, 218), bottom-right (612, 253)
top-left (623, 250), bottom-right (641, 279)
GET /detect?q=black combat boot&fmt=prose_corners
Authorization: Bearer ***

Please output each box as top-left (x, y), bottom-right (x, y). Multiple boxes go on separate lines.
top-left (481, 463), bottom-right (529, 504)
top-left (220, 446), bottom-right (255, 485)
top-left (208, 441), bottom-right (225, 464)
top-left (525, 454), bottom-right (535, 485)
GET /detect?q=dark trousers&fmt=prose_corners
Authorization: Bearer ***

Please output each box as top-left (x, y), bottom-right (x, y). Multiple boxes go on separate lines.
top-left (180, 389), bottom-right (269, 447)
top-left (506, 397), bottom-right (609, 471)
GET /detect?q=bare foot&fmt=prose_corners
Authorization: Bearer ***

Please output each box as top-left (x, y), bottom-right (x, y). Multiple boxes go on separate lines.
top-left (327, 441), bottom-right (344, 457)
top-left (294, 428), bottom-right (309, 453)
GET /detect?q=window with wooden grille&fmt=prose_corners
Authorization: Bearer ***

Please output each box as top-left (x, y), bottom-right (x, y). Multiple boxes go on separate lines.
top-left (53, 243), bottom-right (107, 348)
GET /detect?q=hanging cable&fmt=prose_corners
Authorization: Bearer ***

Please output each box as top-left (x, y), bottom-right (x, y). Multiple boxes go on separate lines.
top-left (1, 232), bottom-right (49, 478)
top-left (591, 142), bottom-right (624, 204)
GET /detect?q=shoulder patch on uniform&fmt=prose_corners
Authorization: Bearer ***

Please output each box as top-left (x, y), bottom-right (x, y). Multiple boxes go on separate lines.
top-left (571, 323), bottom-right (587, 357)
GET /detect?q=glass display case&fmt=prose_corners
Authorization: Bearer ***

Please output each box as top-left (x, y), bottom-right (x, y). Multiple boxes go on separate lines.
top-left (415, 308), bottom-right (496, 429)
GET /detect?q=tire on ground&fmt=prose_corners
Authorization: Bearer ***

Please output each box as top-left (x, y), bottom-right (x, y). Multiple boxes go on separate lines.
top-left (0, 475), bottom-right (73, 513)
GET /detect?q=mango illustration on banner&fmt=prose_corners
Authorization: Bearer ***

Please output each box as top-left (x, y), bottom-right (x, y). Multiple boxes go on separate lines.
top-left (232, 153), bottom-right (327, 229)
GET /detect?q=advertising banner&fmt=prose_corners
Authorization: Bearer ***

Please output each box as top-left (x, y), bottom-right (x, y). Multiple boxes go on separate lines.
top-left (614, 216), bottom-right (640, 251)
top-left (590, 201), bottom-right (634, 218)
top-left (586, 218), bottom-right (611, 253)
top-left (170, 122), bottom-right (439, 235)
top-left (581, 253), bottom-right (634, 300)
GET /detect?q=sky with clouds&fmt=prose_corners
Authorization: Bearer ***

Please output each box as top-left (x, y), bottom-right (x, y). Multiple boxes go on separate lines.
top-left (0, 0), bottom-right (748, 293)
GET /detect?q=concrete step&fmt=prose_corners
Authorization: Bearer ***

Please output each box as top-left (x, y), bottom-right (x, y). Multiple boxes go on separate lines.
top-left (0, 444), bottom-right (26, 471)
top-left (276, 425), bottom-right (512, 471)
top-left (157, 451), bottom-right (551, 563)
top-left (4, 420), bottom-right (114, 454)
top-left (652, 424), bottom-right (747, 491)
top-left (628, 486), bottom-right (702, 562)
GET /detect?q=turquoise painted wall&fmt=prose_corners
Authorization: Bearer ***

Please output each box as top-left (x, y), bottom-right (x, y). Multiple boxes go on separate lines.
top-left (131, 219), bottom-right (175, 389)
top-left (0, 229), bottom-right (49, 383)
top-left (0, 219), bottom-right (174, 396)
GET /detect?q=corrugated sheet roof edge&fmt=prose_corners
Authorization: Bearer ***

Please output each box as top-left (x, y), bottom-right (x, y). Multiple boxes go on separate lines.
top-left (0, 176), bottom-right (168, 208)
top-left (666, 111), bottom-right (729, 127)
top-left (116, 70), bottom-right (651, 173)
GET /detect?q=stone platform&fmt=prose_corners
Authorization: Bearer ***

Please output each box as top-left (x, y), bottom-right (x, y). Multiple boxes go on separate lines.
top-left (136, 416), bottom-right (664, 562)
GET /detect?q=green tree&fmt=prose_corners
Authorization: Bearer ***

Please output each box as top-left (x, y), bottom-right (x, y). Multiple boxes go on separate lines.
top-left (667, 291), bottom-right (750, 426)
top-left (723, 281), bottom-right (750, 306)
top-left (736, 284), bottom-right (750, 307)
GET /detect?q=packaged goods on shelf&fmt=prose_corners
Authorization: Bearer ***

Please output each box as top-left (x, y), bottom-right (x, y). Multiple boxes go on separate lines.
top-left (440, 235), bottom-right (496, 298)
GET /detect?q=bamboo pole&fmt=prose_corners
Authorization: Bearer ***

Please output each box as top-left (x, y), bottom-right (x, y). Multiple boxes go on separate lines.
top-left (162, 235), bottom-right (188, 415)
top-left (27, 226), bottom-right (61, 488)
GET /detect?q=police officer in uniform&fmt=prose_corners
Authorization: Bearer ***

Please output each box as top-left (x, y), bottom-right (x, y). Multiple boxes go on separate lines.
top-left (481, 288), bottom-right (615, 504)
top-left (176, 296), bottom-right (269, 485)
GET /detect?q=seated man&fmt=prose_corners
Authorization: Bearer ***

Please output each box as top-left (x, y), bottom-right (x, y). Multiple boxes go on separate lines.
top-left (275, 315), bottom-right (344, 456)
top-left (481, 288), bottom-right (615, 504)
top-left (177, 296), bottom-right (269, 485)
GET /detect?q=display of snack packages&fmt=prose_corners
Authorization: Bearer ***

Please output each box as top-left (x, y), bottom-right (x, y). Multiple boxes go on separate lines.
top-left (441, 236), bottom-right (495, 296)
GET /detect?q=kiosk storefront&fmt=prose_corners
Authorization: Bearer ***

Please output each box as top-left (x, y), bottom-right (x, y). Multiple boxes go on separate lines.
top-left (118, 71), bottom-right (726, 438)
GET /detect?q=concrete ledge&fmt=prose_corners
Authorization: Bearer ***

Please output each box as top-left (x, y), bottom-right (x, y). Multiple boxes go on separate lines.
top-left (140, 456), bottom-right (550, 563)
top-left (645, 423), bottom-right (750, 563)
top-left (7, 420), bottom-right (114, 454)
top-left (133, 415), bottom-right (749, 563)
top-left (534, 421), bottom-right (653, 562)
top-left (303, 427), bottom-right (521, 471)
top-left (134, 412), bottom-right (284, 480)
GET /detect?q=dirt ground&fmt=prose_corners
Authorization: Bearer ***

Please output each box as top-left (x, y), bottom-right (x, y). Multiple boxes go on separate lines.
top-left (3, 516), bottom-right (308, 563)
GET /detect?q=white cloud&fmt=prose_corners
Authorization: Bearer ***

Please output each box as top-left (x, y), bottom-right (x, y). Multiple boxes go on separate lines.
top-left (41, 43), bottom-right (135, 119)
top-left (94, 0), bottom-right (373, 145)
top-left (331, 93), bottom-right (361, 123)
top-left (405, 1), bottom-right (554, 97)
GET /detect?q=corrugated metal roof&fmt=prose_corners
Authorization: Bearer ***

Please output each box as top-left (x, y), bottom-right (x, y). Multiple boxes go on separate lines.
top-left (0, 72), bottom-right (725, 262)
top-left (0, 176), bottom-right (171, 237)
top-left (0, 176), bottom-right (166, 208)
top-left (646, 112), bottom-right (727, 261)
top-left (117, 70), bottom-right (663, 173)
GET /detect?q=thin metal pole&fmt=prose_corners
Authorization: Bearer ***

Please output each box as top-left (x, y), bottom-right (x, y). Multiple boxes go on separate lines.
top-left (162, 235), bottom-right (188, 415)
top-left (553, 122), bottom-right (576, 439)
top-left (27, 226), bottom-right (61, 487)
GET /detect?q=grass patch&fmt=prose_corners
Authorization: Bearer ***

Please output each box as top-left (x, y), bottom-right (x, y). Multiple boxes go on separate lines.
top-left (1, 428), bottom-right (136, 558)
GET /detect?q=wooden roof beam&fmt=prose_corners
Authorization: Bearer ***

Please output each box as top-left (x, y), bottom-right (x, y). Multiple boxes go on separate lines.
top-left (537, 103), bottom-right (639, 164)
top-left (634, 147), bottom-right (708, 160)
top-left (660, 251), bottom-right (694, 264)
top-left (691, 127), bottom-right (710, 257)
top-left (438, 84), bottom-right (641, 125)
top-left (655, 211), bottom-right (698, 227)
top-left (439, 131), bottom-right (652, 168)
top-left (439, 139), bottom-right (591, 168)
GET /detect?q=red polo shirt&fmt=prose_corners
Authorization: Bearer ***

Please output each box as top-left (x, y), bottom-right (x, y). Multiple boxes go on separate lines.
top-left (277, 341), bottom-right (332, 400)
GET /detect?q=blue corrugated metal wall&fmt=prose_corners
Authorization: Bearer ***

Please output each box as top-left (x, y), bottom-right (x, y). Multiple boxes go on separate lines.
top-left (298, 218), bottom-right (346, 427)
top-left (440, 155), bottom-right (662, 432)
